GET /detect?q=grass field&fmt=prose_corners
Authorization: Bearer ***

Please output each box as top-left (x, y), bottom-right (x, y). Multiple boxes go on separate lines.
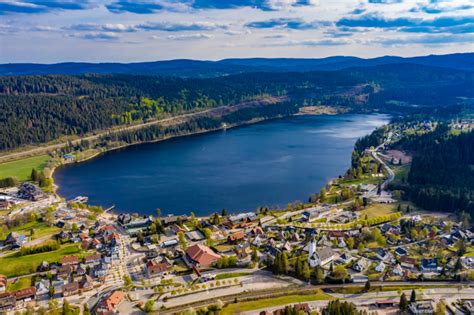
top-left (215, 272), bottom-right (250, 280)
top-left (0, 221), bottom-right (60, 240)
top-left (7, 276), bottom-right (32, 292)
top-left (0, 155), bottom-right (50, 181)
top-left (0, 243), bottom-right (82, 277)
top-left (360, 203), bottom-right (396, 219)
top-left (221, 290), bottom-right (333, 314)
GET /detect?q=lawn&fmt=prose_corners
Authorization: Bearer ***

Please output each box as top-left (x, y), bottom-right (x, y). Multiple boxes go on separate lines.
top-left (7, 276), bottom-right (33, 292)
top-left (0, 243), bottom-right (82, 277)
top-left (360, 203), bottom-right (396, 219)
top-left (222, 290), bottom-right (333, 315)
top-left (215, 272), bottom-right (250, 280)
top-left (0, 221), bottom-right (60, 240)
top-left (0, 155), bottom-right (50, 181)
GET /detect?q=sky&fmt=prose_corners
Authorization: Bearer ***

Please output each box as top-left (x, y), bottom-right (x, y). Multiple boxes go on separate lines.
top-left (0, 0), bottom-right (473, 63)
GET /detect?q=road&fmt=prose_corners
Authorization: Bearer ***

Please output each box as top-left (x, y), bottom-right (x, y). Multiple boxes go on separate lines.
top-left (0, 96), bottom-right (288, 164)
top-left (372, 133), bottom-right (395, 190)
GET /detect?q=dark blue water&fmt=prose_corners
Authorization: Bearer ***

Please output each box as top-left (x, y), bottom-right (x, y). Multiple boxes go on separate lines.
top-left (54, 114), bottom-right (390, 216)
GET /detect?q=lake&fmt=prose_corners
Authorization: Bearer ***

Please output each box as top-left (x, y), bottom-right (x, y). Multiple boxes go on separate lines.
top-left (54, 113), bottom-right (390, 216)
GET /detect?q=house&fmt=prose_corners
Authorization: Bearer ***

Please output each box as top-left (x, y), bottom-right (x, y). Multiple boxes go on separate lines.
top-left (62, 282), bottom-right (79, 297)
top-left (235, 243), bottom-right (251, 259)
top-left (252, 235), bottom-right (265, 247)
top-left (409, 301), bottom-right (434, 315)
top-left (5, 232), bottom-right (27, 249)
top-left (392, 264), bottom-right (403, 276)
top-left (160, 215), bottom-right (188, 227)
top-left (338, 238), bottom-right (346, 248)
top-left (226, 212), bottom-right (258, 229)
top-left (185, 230), bottom-right (205, 242)
top-left (35, 279), bottom-right (50, 296)
top-left (79, 275), bottom-right (94, 291)
top-left (376, 248), bottom-right (389, 261)
top-left (336, 253), bottom-right (353, 265)
top-left (185, 244), bottom-right (221, 267)
top-left (421, 258), bottom-right (438, 272)
top-left (84, 253), bottom-right (102, 265)
top-left (0, 292), bottom-right (15, 312)
top-left (17, 183), bottom-right (45, 201)
top-left (400, 256), bottom-right (417, 269)
top-left (375, 261), bottom-right (386, 272)
top-left (146, 261), bottom-right (171, 278)
top-left (394, 247), bottom-right (408, 256)
top-left (96, 290), bottom-right (125, 314)
top-left (228, 231), bottom-right (245, 243)
top-left (0, 275), bottom-right (6, 293)
top-left (250, 226), bottom-right (264, 236)
top-left (58, 265), bottom-right (73, 281)
top-left (14, 287), bottom-right (36, 302)
top-left (353, 258), bottom-right (370, 272)
top-left (61, 255), bottom-right (79, 266)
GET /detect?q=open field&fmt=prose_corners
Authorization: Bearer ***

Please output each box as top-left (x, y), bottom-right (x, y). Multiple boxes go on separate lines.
top-left (0, 155), bottom-right (50, 181)
top-left (359, 203), bottom-right (396, 219)
top-left (0, 221), bottom-right (60, 240)
top-left (0, 243), bottom-right (82, 277)
top-left (221, 290), bottom-right (333, 315)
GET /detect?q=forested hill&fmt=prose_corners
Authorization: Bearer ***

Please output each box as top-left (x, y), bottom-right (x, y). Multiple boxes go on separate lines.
top-left (395, 126), bottom-right (474, 217)
top-left (1, 52), bottom-right (473, 77)
top-left (0, 63), bottom-right (473, 151)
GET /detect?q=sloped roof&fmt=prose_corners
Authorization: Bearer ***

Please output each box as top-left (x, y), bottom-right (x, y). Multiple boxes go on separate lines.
top-left (186, 244), bottom-right (221, 266)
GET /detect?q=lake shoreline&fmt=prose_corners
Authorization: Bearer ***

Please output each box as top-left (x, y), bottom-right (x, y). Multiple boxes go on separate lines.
top-left (55, 113), bottom-right (389, 215)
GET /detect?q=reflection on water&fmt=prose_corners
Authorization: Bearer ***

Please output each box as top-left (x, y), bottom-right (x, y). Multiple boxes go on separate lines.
top-left (54, 113), bottom-right (390, 215)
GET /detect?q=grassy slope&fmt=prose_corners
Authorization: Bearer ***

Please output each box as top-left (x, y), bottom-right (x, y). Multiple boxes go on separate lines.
top-left (0, 221), bottom-right (60, 240)
top-left (0, 155), bottom-right (50, 181)
top-left (0, 243), bottom-right (82, 277)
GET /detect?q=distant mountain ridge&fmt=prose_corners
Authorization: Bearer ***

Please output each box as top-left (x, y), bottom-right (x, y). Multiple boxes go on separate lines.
top-left (1, 52), bottom-right (473, 77)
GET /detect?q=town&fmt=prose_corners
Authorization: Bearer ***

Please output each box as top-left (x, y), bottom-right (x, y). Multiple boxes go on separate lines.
top-left (0, 119), bottom-right (473, 315)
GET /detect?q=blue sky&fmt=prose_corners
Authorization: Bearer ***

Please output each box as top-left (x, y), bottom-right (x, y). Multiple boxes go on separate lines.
top-left (0, 0), bottom-right (473, 62)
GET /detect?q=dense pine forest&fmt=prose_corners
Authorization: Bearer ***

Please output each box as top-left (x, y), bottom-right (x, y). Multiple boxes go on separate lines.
top-left (391, 125), bottom-right (474, 217)
top-left (0, 63), bottom-right (473, 150)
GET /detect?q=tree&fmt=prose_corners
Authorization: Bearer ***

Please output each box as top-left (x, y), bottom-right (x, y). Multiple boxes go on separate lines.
top-left (347, 237), bottom-right (354, 250)
top-left (203, 228), bottom-right (212, 246)
top-left (320, 188), bottom-right (327, 203)
top-left (302, 262), bottom-right (311, 282)
top-left (221, 208), bottom-right (228, 217)
top-left (156, 208), bottom-right (161, 218)
top-left (399, 293), bottom-right (408, 312)
top-left (83, 304), bottom-right (91, 315)
top-left (71, 223), bottom-right (78, 233)
top-left (315, 266), bottom-right (325, 284)
top-left (252, 248), bottom-right (258, 263)
top-left (178, 231), bottom-right (187, 250)
top-left (281, 251), bottom-right (289, 274)
top-left (410, 289), bottom-right (417, 303)
top-left (364, 280), bottom-right (371, 292)
top-left (62, 299), bottom-right (72, 315)
top-left (435, 300), bottom-right (446, 315)
top-left (49, 284), bottom-right (55, 298)
top-left (30, 168), bottom-right (39, 182)
top-left (144, 299), bottom-right (155, 313)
